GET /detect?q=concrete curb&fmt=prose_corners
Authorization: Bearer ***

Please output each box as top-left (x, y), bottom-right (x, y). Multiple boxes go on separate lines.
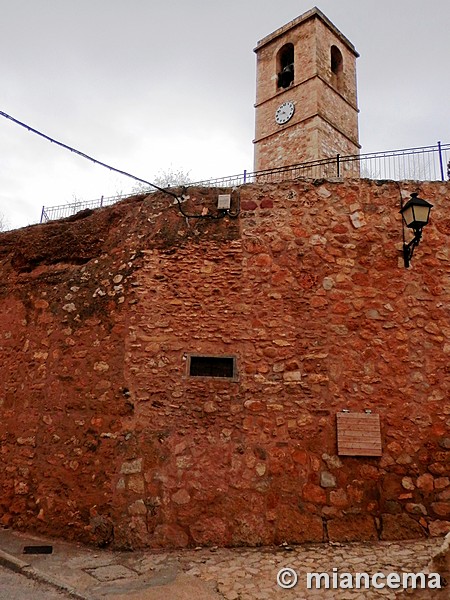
top-left (0, 548), bottom-right (94, 600)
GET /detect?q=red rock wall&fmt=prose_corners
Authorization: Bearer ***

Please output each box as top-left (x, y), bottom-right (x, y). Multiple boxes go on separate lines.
top-left (1, 180), bottom-right (449, 549)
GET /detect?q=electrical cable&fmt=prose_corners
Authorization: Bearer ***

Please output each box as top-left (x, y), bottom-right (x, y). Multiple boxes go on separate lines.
top-left (178, 186), bottom-right (240, 220)
top-left (0, 109), bottom-right (232, 220)
top-left (0, 110), bottom-right (173, 196)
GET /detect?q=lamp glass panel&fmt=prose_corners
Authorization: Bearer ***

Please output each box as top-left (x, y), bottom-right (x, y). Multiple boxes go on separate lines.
top-left (413, 204), bottom-right (430, 224)
top-left (402, 205), bottom-right (415, 227)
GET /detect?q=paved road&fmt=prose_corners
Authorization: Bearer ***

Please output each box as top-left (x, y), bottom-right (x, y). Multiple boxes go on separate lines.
top-left (0, 525), bottom-right (447, 600)
top-left (0, 564), bottom-right (72, 600)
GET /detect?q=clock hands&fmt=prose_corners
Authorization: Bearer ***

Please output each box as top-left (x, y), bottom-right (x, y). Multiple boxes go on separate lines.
top-left (275, 101), bottom-right (295, 124)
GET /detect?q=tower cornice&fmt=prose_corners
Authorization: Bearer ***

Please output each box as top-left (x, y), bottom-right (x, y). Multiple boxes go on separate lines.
top-left (254, 7), bottom-right (359, 58)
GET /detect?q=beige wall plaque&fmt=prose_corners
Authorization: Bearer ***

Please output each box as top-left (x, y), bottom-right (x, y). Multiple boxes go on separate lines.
top-left (336, 412), bottom-right (382, 456)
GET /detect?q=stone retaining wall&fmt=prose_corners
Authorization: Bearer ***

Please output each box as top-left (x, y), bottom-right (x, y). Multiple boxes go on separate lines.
top-left (0, 180), bottom-right (449, 548)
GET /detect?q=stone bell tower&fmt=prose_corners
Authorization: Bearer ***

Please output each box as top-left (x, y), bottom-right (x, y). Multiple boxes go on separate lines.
top-left (253, 7), bottom-right (360, 172)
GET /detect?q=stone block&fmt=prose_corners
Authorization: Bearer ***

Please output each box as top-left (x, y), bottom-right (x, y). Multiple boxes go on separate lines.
top-left (120, 458), bottom-right (143, 475)
top-left (172, 489), bottom-right (191, 505)
top-left (152, 524), bottom-right (189, 548)
top-left (402, 477), bottom-right (415, 491)
top-left (327, 515), bottom-right (378, 542)
top-left (128, 475), bottom-right (145, 494)
top-left (283, 370), bottom-right (302, 382)
top-left (416, 473), bottom-right (434, 492)
top-left (405, 503), bottom-right (427, 516)
top-left (329, 489), bottom-right (349, 508)
top-left (129, 499), bottom-right (147, 516)
top-left (231, 513), bottom-right (273, 546)
top-left (303, 483), bottom-right (326, 505)
top-left (381, 514), bottom-right (426, 541)
top-left (431, 502), bottom-right (450, 518)
top-left (190, 516), bottom-right (229, 546)
top-left (382, 474), bottom-right (404, 500)
top-left (438, 488), bottom-right (450, 501)
top-left (429, 520), bottom-right (450, 537)
top-left (320, 471), bottom-right (337, 488)
top-left (435, 477), bottom-right (450, 490)
top-left (275, 506), bottom-right (324, 544)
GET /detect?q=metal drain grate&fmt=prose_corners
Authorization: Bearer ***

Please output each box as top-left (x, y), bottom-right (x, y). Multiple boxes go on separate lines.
top-left (23, 545), bottom-right (53, 554)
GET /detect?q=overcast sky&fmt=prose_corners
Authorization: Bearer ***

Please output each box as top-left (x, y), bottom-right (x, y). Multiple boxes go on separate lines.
top-left (1, 0), bottom-right (449, 230)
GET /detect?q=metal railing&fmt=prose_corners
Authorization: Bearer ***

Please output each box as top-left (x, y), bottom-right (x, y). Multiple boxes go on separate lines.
top-left (40, 141), bottom-right (450, 222)
top-left (39, 194), bottom-right (122, 223)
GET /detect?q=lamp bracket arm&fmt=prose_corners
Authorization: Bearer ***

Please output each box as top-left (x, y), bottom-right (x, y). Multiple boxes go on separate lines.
top-left (402, 228), bottom-right (423, 268)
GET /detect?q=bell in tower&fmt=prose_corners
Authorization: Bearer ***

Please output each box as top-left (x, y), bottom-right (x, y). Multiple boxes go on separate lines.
top-left (277, 44), bottom-right (294, 89)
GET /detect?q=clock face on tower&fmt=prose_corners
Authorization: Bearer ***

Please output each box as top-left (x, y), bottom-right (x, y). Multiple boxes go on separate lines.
top-left (275, 101), bottom-right (295, 125)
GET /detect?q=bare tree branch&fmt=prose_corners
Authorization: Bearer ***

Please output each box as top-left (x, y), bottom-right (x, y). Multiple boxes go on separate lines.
top-left (0, 212), bottom-right (9, 232)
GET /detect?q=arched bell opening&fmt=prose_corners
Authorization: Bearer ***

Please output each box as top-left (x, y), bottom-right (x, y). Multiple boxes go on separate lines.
top-left (277, 43), bottom-right (294, 90)
top-left (330, 45), bottom-right (343, 92)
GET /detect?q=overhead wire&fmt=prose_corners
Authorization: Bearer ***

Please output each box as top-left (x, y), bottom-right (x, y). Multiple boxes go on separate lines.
top-left (0, 109), bottom-right (234, 220)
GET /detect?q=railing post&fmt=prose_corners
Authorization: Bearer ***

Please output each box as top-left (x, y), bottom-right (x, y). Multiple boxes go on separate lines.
top-left (437, 141), bottom-right (445, 181)
top-left (336, 154), bottom-right (340, 177)
top-left (243, 169), bottom-right (247, 184)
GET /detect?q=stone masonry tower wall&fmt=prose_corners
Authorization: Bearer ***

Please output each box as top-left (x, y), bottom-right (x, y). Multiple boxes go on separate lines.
top-left (254, 7), bottom-right (360, 171)
top-left (0, 180), bottom-right (449, 550)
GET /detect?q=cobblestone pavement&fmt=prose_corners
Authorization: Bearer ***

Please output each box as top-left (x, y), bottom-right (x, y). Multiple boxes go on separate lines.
top-left (0, 527), bottom-right (446, 600)
top-left (174, 539), bottom-right (444, 600)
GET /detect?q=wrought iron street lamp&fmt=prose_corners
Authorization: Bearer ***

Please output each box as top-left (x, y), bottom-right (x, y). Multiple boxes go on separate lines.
top-left (399, 192), bottom-right (433, 268)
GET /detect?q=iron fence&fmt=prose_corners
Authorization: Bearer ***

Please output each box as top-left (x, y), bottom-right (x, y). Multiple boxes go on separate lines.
top-left (41, 141), bottom-right (450, 222)
top-left (39, 194), bottom-right (124, 223)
